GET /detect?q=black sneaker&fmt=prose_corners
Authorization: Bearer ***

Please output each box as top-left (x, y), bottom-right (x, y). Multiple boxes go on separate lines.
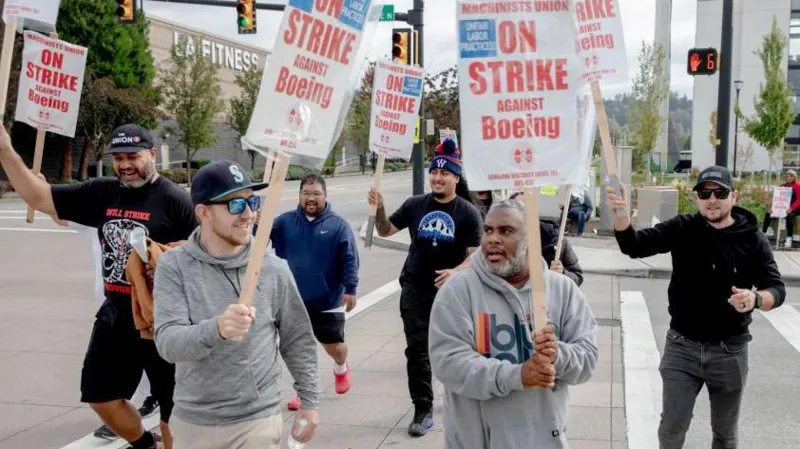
top-left (122, 432), bottom-right (162, 449)
top-left (93, 424), bottom-right (118, 441)
top-left (408, 408), bottom-right (433, 437)
top-left (138, 396), bottom-right (159, 418)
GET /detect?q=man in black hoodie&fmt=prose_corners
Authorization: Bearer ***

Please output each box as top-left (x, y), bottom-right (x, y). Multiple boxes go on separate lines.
top-left (606, 165), bottom-right (785, 449)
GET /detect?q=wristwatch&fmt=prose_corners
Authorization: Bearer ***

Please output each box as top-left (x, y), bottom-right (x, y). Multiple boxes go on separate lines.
top-left (754, 291), bottom-right (764, 309)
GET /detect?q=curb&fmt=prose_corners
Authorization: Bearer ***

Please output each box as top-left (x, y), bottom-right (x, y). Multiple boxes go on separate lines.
top-left (358, 222), bottom-right (800, 287)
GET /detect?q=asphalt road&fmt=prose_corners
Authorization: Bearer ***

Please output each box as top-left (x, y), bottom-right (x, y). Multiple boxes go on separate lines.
top-left (620, 277), bottom-right (800, 449)
top-left (0, 171), bottom-right (416, 448)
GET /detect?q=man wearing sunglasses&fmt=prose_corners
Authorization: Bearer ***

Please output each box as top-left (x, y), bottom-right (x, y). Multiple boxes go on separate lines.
top-left (153, 160), bottom-right (319, 449)
top-left (605, 165), bottom-right (785, 449)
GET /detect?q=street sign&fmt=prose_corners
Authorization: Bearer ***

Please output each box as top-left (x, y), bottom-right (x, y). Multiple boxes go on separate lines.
top-left (380, 4), bottom-right (394, 21)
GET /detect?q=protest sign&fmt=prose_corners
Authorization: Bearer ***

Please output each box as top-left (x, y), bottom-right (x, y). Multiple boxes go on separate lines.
top-left (243, 0), bottom-right (378, 161)
top-left (574, 0), bottom-right (627, 85)
top-left (457, 0), bottom-right (581, 192)
top-left (772, 187), bottom-right (793, 218)
top-left (439, 128), bottom-right (458, 147)
top-left (15, 31), bottom-right (87, 138)
top-left (368, 59), bottom-right (424, 160)
top-left (3, 0), bottom-right (60, 30)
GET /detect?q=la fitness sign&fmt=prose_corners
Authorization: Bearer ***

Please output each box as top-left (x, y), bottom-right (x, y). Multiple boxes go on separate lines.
top-left (172, 32), bottom-right (262, 72)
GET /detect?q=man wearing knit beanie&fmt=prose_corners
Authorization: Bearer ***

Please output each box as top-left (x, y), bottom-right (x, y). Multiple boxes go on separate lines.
top-left (367, 138), bottom-right (483, 437)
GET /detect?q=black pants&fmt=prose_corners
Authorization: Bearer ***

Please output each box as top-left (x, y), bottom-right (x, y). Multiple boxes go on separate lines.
top-left (658, 329), bottom-right (749, 449)
top-left (762, 210), bottom-right (797, 237)
top-left (399, 281), bottom-right (437, 412)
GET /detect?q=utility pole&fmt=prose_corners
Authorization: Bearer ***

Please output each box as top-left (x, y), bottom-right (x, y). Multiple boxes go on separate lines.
top-left (715, 0), bottom-right (734, 167)
top-left (410, 0), bottom-right (425, 195)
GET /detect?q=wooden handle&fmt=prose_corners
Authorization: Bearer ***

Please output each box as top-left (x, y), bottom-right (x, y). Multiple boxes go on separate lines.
top-left (369, 153), bottom-right (386, 216)
top-left (521, 188), bottom-right (548, 332)
top-left (0, 15), bottom-right (17, 123)
top-left (238, 152), bottom-right (291, 307)
top-left (554, 185), bottom-right (572, 260)
top-left (25, 130), bottom-right (46, 223)
top-left (591, 82), bottom-right (617, 177)
top-left (262, 150), bottom-right (275, 183)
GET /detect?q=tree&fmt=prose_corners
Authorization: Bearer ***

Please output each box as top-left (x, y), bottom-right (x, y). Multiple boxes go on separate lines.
top-left (161, 34), bottom-right (223, 182)
top-left (742, 15), bottom-right (794, 184)
top-left (227, 66), bottom-right (264, 170)
top-left (424, 67), bottom-right (460, 159)
top-left (344, 61), bottom-right (376, 156)
top-left (628, 41), bottom-right (669, 173)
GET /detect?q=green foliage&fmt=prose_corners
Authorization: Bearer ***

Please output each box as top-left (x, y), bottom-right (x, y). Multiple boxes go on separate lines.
top-left (57, 0), bottom-right (155, 88)
top-left (671, 179), bottom-right (698, 214)
top-left (161, 34), bottom-right (224, 173)
top-left (344, 61), bottom-right (375, 154)
top-left (228, 66), bottom-right (264, 169)
top-left (629, 41), bottom-right (670, 169)
top-left (742, 16), bottom-right (794, 159)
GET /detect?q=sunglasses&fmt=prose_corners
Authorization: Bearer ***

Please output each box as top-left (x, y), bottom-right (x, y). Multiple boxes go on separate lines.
top-left (696, 188), bottom-right (730, 200)
top-left (206, 195), bottom-right (262, 215)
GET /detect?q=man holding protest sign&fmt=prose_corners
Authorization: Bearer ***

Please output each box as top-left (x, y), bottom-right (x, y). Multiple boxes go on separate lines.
top-left (606, 166), bottom-right (786, 449)
top-left (368, 138), bottom-right (483, 437)
top-left (153, 160), bottom-right (319, 449)
top-left (760, 170), bottom-right (800, 247)
top-left (0, 123), bottom-right (197, 449)
top-left (429, 199), bottom-right (598, 448)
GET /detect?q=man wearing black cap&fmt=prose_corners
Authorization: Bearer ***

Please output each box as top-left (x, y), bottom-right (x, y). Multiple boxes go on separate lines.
top-left (0, 124), bottom-right (197, 449)
top-left (605, 165), bottom-right (786, 449)
top-left (153, 160), bottom-right (319, 449)
top-left (367, 138), bottom-right (483, 437)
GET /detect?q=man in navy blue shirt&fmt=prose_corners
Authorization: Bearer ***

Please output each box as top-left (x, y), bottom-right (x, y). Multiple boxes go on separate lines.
top-left (270, 173), bottom-right (360, 410)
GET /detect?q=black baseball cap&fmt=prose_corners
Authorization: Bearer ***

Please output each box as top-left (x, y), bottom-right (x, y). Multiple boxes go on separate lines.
top-left (191, 160), bottom-right (268, 206)
top-left (108, 124), bottom-right (156, 154)
top-left (693, 165), bottom-right (734, 191)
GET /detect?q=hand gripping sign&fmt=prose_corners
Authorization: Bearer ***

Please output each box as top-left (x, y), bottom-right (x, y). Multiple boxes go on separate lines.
top-left (364, 59), bottom-right (424, 248)
top-left (238, 0), bottom-right (382, 307)
top-left (457, 0), bottom-right (582, 334)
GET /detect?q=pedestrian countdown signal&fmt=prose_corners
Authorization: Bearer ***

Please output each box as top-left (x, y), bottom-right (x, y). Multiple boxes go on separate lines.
top-left (687, 48), bottom-right (718, 75)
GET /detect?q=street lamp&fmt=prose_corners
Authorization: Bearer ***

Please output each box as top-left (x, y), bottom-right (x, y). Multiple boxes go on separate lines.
top-left (733, 80), bottom-right (744, 177)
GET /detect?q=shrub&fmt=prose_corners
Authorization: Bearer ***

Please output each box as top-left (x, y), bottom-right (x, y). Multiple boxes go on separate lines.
top-left (158, 169), bottom-right (198, 184)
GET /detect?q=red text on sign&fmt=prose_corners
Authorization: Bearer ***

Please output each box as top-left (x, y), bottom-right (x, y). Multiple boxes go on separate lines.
top-left (386, 74), bottom-right (403, 92)
top-left (275, 67), bottom-right (334, 109)
top-left (374, 90), bottom-right (417, 114)
top-left (481, 114), bottom-right (560, 140)
top-left (498, 20), bottom-right (536, 54)
top-left (25, 48), bottom-right (80, 114)
top-left (284, 9), bottom-right (356, 65)
top-left (575, 0), bottom-right (615, 21)
top-left (469, 58), bottom-right (568, 95)
top-left (577, 33), bottom-right (614, 51)
top-left (373, 114), bottom-right (407, 135)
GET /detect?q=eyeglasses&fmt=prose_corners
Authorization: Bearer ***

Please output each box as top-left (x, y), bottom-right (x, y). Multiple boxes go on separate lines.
top-left (301, 191), bottom-right (324, 197)
top-left (696, 188), bottom-right (730, 200)
top-left (206, 195), bottom-right (262, 215)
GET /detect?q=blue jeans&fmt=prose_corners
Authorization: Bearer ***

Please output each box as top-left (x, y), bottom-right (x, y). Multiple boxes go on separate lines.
top-left (566, 206), bottom-right (592, 235)
top-left (658, 329), bottom-right (749, 449)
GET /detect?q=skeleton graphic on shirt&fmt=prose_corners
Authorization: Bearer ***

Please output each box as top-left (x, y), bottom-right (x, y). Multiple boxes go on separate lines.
top-left (101, 219), bottom-right (149, 285)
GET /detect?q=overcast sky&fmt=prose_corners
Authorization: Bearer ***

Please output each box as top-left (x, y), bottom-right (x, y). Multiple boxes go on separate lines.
top-left (143, 0), bottom-right (698, 99)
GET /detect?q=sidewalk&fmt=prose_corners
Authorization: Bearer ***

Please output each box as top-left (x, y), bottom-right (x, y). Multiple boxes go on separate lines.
top-left (359, 223), bottom-right (800, 286)
top-left (279, 275), bottom-right (626, 449)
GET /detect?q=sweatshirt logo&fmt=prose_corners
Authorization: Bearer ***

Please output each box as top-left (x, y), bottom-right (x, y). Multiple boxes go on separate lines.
top-left (476, 312), bottom-right (561, 364)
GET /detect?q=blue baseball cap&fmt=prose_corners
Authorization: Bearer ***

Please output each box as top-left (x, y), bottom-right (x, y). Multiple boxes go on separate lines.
top-left (191, 160), bottom-right (268, 206)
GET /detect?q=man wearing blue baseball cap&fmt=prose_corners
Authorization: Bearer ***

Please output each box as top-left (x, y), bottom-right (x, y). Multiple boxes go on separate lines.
top-left (0, 123), bottom-right (197, 449)
top-left (153, 160), bottom-right (319, 449)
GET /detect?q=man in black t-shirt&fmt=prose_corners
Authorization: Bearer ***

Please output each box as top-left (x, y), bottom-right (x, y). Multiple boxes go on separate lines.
top-left (0, 124), bottom-right (197, 449)
top-left (367, 139), bottom-right (483, 438)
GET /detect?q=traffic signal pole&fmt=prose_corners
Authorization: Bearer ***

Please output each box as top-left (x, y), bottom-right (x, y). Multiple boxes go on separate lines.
top-left (410, 0), bottom-right (425, 195)
top-left (714, 0), bottom-right (734, 167)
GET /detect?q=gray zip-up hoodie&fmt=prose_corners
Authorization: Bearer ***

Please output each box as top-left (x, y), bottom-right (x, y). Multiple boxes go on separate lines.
top-left (153, 227), bottom-right (318, 426)
top-left (429, 251), bottom-right (598, 449)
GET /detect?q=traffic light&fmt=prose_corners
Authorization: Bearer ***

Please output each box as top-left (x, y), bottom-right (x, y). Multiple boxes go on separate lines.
top-left (392, 28), bottom-right (411, 65)
top-left (687, 48), bottom-right (718, 75)
top-left (116, 0), bottom-right (135, 24)
top-left (237, 0), bottom-right (256, 34)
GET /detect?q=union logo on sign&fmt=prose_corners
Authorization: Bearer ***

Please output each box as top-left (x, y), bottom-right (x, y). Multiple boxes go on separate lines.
top-left (511, 145), bottom-right (535, 168)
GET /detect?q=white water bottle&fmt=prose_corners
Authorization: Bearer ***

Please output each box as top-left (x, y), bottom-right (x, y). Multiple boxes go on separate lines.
top-left (287, 418), bottom-right (308, 449)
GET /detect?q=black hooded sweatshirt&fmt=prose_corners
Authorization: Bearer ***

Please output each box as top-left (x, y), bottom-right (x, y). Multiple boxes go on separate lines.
top-left (615, 206), bottom-right (785, 342)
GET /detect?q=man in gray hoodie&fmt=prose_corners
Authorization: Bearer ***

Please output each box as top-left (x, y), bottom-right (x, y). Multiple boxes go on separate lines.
top-left (429, 199), bottom-right (598, 448)
top-left (153, 160), bottom-right (319, 449)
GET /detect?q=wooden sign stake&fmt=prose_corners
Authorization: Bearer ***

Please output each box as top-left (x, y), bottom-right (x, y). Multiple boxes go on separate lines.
top-left (238, 151), bottom-right (291, 307)
top-left (0, 15), bottom-right (17, 123)
top-left (364, 152), bottom-right (385, 249)
top-left (554, 185), bottom-right (572, 260)
top-left (591, 81), bottom-right (626, 219)
top-left (521, 188), bottom-right (548, 332)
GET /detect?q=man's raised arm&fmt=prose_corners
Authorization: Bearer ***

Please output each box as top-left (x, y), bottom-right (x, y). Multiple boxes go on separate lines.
top-left (0, 126), bottom-right (57, 216)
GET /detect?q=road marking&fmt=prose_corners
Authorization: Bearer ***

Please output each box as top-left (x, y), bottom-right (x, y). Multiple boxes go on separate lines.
top-left (620, 290), bottom-right (661, 449)
top-left (758, 306), bottom-right (800, 355)
top-left (59, 278), bottom-right (401, 449)
top-left (0, 227), bottom-right (76, 233)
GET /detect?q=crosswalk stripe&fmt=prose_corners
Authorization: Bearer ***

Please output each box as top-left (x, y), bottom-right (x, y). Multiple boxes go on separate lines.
top-left (758, 306), bottom-right (800, 355)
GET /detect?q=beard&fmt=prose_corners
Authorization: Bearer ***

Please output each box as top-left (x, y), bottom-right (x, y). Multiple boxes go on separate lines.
top-left (483, 240), bottom-right (527, 279)
top-left (118, 161), bottom-right (156, 188)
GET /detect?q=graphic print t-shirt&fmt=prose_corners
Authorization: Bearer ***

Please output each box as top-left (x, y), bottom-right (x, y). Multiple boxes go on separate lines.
top-left (52, 177), bottom-right (197, 310)
top-left (390, 194), bottom-right (482, 286)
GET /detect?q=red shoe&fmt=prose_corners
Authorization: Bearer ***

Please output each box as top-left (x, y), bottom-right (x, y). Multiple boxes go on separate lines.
top-left (334, 364), bottom-right (351, 394)
top-left (287, 396), bottom-right (301, 411)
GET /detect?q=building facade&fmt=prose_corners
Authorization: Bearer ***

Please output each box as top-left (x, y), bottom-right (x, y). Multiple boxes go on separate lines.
top-left (691, 0), bottom-right (794, 173)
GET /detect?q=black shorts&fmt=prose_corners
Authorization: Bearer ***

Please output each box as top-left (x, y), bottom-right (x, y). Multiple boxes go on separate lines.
top-left (308, 311), bottom-right (345, 344)
top-left (80, 300), bottom-right (175, 423)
